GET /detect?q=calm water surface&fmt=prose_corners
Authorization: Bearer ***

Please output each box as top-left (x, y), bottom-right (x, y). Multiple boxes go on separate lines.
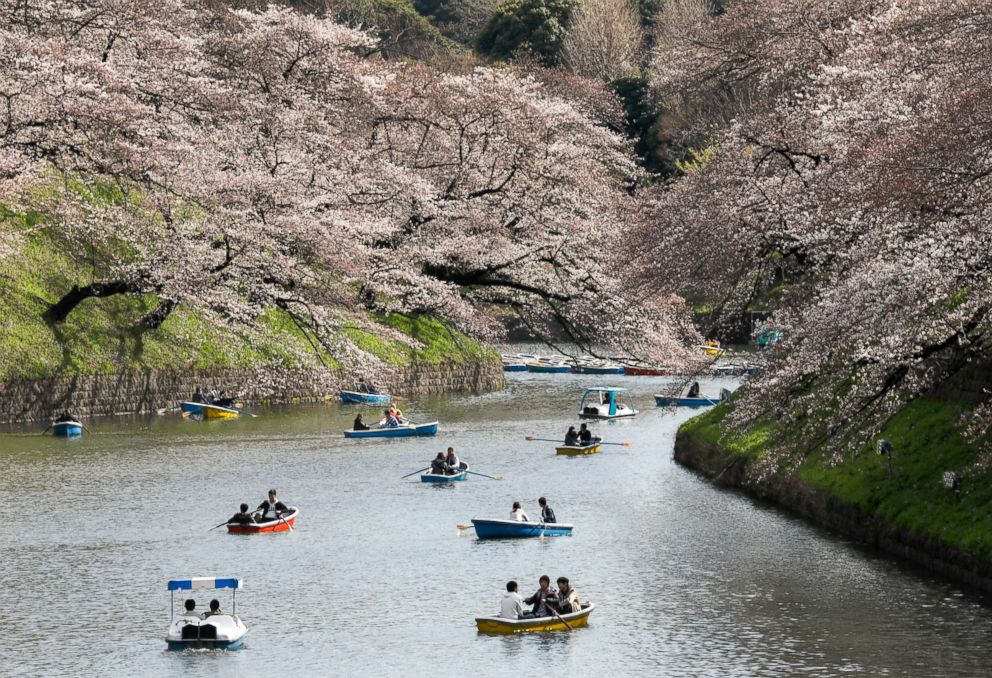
top-left (1, 373), bottom-right (991, 677)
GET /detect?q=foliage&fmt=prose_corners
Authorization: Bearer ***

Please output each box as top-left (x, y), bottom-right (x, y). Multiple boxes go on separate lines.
top-left (562, 0), bottom-right (643, 81)
top-left (412, 0), bottom-right (499, 44)
top-left (476, 0), bottom-right (576, 65)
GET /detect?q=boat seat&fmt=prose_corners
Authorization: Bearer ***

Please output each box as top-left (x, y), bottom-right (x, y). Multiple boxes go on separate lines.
top-left (198, 624), bottom-right (217, 640)
top-left (181, 625), bottom-right (199, 640)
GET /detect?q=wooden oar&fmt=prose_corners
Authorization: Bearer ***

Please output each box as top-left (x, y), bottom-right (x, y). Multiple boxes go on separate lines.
top-left (232, 406), bottom-right (257, 418)
top-left (525, 436), bottom-right (629, 447)
top-left (41, 424), bottom-right (52, 434)
top-left (208, 521), bottom-right (229, 532)
top-left (401, 467), bottom-right (430, 479)
top-left (457, 523), bottom-right (475, 530)
top-left (465, 470), bottom-right (503, 481)
top-left (278, 514), bottom-right (294, 532)
top-left (156, 404), bottom-right (182, 415)
top-left (548, 604), bottom-right (575, 631)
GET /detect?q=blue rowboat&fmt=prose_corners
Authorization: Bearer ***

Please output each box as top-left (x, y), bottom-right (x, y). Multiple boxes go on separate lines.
top-left (571, 365), bottom-right (625, 375)
top-left (654, 395), bottom-right (720, 407)
top-left (180, 401), bottom-right (203, 414)
top-left (527, 362), bottom-right (572, 373)
top-left (421, 461), bottom-right (468, 483)
top-left (340, 390), bottom-right (392, 405)
top-left (344, 421), bottom-right (439, 438)
top-left (471, 518), bottom-right (574, 539)
top-left (52, 420), bottom-right (83, 437)
top-left (503, 364), bottom-right (528, 372)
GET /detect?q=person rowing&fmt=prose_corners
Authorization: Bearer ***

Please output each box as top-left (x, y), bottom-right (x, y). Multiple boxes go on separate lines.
top-left (578, 423), bottom-right (601, 446)
top-left (444, 447), bottom-right (460, 475)
top-left (214, 390), bottom-right (236, 408)
top-left (228, 503), bottom-right (255, 525)
top-left (380, 408), bottom-right (401, 428)
top-left (256, 489), bottom-right (289, 520)
top-left (563, 426), bottom-right (580, 446)
top-left (430, 452), bottom-right (447, 475)
top-left (548, 577), bottom-right (580, 614)
top-left (523, 575), bottom-right (556, 618)
top-left (538, 497), bottom-right (556, 523)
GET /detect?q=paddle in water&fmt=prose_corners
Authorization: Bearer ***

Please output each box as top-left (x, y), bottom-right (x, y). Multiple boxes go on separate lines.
top-left (208, 521), bottom-right (229, 532)
top-left (464, 470), bottom-right (503, 480)
top-left (401, 467), bottom-right (430, 479)
top-left (457, 523), bottom-right (475, 530)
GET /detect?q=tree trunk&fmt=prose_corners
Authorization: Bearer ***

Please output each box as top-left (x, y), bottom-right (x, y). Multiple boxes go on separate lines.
top-left (43, 281), bottom-right (135, 324)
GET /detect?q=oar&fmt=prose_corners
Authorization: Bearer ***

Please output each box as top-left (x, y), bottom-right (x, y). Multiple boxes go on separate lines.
top-left (41, 424), bottom-right (52, 434)
top-left (457, 523), bottom-right (475, 530)
top-left (278, 514), bottom-right (294, 532)
top-left (208, 521), bottom-right (229, 532)
top-left (232, 406), bottom-right (257, 418)
top-left (401, 467), bottom-right (430, 479)
top-left (549, 605), bottom-right (575, 631)
top-left (156, 404), bottom-right (182, 415)
top-left (465, 470), bottom-right (503, 481)
top-left (525, 436), bottom-right (629, 447)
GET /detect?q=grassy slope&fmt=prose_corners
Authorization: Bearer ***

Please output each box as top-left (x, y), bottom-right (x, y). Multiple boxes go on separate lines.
top-left (0, 226), bottom-right (495, 381)
top-left (680, 399), bottom-right (992, 559)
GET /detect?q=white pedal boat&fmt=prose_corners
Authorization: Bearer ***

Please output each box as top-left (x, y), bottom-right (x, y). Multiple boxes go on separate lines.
top-left (165, 577), bottom-right (247, 650)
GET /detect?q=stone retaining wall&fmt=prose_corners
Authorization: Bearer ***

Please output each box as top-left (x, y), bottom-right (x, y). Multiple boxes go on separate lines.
top-left (0, 359), bottom-right (505, 423)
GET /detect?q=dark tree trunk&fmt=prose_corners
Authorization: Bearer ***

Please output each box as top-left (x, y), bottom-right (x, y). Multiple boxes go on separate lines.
top-left (43, 281), bottom-right (135, 324)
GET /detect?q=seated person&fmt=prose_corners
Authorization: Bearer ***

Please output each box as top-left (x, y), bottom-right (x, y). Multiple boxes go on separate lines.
top-left (55, 410), bottom-right (77, 423)
top-left (538, 497), bottom-right (556, 523)
top-left (381, 409), bottom-right (400, 428)
top-left (578, 423), bottom-right (601, 445)
top-left (444, 447), bottom-right (460, 474)
top-left (353, 413), bottom-right (370, 431)
top-left (256, 489), bottom-right (289, 519)
top-left (687, 382), bottom-right (700, 398)
top-left (214, 391), bottom-right (235, 408)
top-left (360, 381), bottom-right (379, 394)
top-left (500, 580), bottom-right (525, 620)
top-left (563, 426), bottom-right (580, 446)
top-left (549, 577), bottom-right (580, 614)
top-left (523, 576), bottom-right (556, 618)
top-left (430, 453), bottom-right (448, 475)
top-left (228, 503), bottom-right (254, 525)
top-left (510, 501), bottom-right (529, 522)
top-left (201, 599), bottom-right (223, 618)
top-left (181, 599), bottom-right (198, 618)
top-left (192, 389), bottom-right (205, 404)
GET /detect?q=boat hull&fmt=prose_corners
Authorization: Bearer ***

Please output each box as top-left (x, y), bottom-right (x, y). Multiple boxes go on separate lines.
top-left (201, 404), bottom-right (240, 419)
top-left (623, 366), bottom-right (670, 376)
top-left (181, 402), bottom-right (203, 414)
top-left (556, 443), bottom-right (601, 456)
top-left (502, 364), bottom-right (528, 372)
top-left (344, 422), bottom-right (439, 438)
top-left (578, 409), bottom-right (637, 420)
top-left (654, 395), bottom-right (719, 407)
top-left (571, 366), bottom-right (624, 375)
top-left (340, 390), bottom-right (392, 405)
top-left (421, 462), bottom-right (468, 483)
top-left (165, 615), bottom-right (247, 650)
top-left (227, 508), bottom-right (299, 534)
top-left (526, 363), bottom-right (572, 373)
top-left (475, 604), bottom-right (594, 634)
top-left (472, 519), bottom-right (573, 538)
top-left (166, 637), bottom-right (245, 651)
top-left (52, 421), bottom-right (83, 437)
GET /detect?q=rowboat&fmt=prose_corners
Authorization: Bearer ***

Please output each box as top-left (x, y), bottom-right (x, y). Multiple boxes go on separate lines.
top-left (52, 420), bottom-right (83, 437)
top-left (623, 365), bottom-right (670, 376)
top-left (165, 577), bottom-right (247, 650)
top-left (526, 361), bottom-right (572, 373)
top-left (556, 443), bottom-right (601, 456)
top-left (340, 390), bottom-right (392, 405)
top-left (201, 403), bottom-right (241, 419)
top-left (502, 363), bottom-right (528, 372)
top-left (344, 421), bottom-right (439, 438)
top-left (698, 342), bottom-right (725, 357)
top-left (471, 518), bottom-right (573, 538)
top-left (421, 461), bottom-right (469, 483)
top-left (475, 603), bottom-right (594, 634)
top-left (226, 507), bottom-right (299, 534)
top-left (579, 387), bottom-right (638, 419)
top-left (654, 395), bottom-right (721, 407)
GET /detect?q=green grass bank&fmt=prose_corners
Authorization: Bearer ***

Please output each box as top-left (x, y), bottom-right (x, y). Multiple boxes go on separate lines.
top-left (675, 398), bottom-right (992, 593)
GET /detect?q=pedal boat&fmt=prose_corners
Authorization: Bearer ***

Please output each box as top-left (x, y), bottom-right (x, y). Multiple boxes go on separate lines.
top-left (165, 577), bottom-right (247, 650)
top-left (421, 461), bottom-right (468, 483)
top-left (340, 390), bottom-right (392, 405)
top-left (52, 420), bottom-right (83, 437)
top-left (471, 518), bottom-right (573, 539)
top-left (555, 442), bottom-right (602, 456)
top-left (227, 507), bottom-right (299, 534)
top-left (476, 603), bottom-right (594, 634)
top-left (578, 387), bottom-right (638, 419)
top-left (344, 421), bottom-right (439, 438)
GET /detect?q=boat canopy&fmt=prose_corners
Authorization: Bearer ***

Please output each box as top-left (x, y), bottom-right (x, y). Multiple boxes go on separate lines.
top-left (168, 577), bottom-right (243, 591)
top-left (583, 386), bottom-right (629, 393)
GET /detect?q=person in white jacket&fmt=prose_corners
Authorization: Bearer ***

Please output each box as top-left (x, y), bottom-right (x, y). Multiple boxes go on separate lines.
top-left (510, 501), bottom-right (529, 522)
top-left (500, 580), bottom-right (525, 619)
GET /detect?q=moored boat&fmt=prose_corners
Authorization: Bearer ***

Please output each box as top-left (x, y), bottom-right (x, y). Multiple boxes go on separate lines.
top-left (623, 365), bottom-right (670, 376)
top-left (165, 577), bottom-right (247, 650)
top-left (471, 518), bottom-right (573, 539)
top-left (226, 507), bottom-right (299, 534)
top-left (340, 390), bottom-right (392, 405)
top-left (571, 364), bottom-right (624, 375)
top-left (344, 421), bottom-right (439, 438)
top-left (421, 461), bottom-right (468, 483)
top-left (502, 363), bottom-right (528, 372)
top-left (654, 383), bottom-right (730, 408)
top-left (52, 420), bottom-right (83, 437)
top-left (526, 361), bottom-right (572, 373)
top-left (475, 603), bottom-right (594, 634)
top-left (578, 387), bottom-right (637, 419)
top-left (555, 443), bottom-right (601, 456)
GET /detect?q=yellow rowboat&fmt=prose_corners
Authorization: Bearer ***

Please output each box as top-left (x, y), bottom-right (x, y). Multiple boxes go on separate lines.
top-left (556, 443), bottom-right (602, 456)
top-left (475, 604), bottom-right (594, 634)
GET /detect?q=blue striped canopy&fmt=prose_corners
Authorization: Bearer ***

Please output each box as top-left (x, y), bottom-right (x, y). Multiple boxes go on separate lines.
top-left (167, 577), bottom-right (242, 591)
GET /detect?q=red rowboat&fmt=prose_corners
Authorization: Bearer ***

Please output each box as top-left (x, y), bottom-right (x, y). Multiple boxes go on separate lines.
top-left (226, 507), bottom-right (299, 534)
top-left (623, 366), bottom-right (671, 376)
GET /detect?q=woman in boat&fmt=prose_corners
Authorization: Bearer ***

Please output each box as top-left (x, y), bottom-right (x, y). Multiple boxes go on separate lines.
top-left (353, 413), bottom-right (370, 431)
top-left (563, 426), bottom-right (580, 446)
top-left (523, 575), bottom-right (556, 618)
top-left (538, 497), bottom-right (556, 523)
top-left (256, 489), bottom-right (289, 520)
top-left (381, 408), bottom-right (400, 428)
top-left (430, 453), bottom-right (447, 475)
top-left (201, 599), bottom-right (223, 618)
top-left (444, 447), bottom-right (460, 474)
top-left (578, 423), bottom-right (601, 445)
top-left (549, 577), bottom-right (580, 614)
top-left (510, 501), bottom-right (529, 522)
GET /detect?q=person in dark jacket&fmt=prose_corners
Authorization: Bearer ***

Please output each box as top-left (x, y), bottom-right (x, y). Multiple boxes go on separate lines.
top-left (563, 426), bottom-right (580, 446)
top-left (353, 413), bottom-right (370, 431)
top-left (578, 423), bottom-right (601, 446)
top-left (430, 452), bottom-right (447, 475)
top-left (523, 575), bottom-right (556, 618)
top-left (256, 489), bottom-right (289, 519)
top-left (538, 497), bottom-right (556, 523)
top-left (228, 503), bottom-right (254, 525)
